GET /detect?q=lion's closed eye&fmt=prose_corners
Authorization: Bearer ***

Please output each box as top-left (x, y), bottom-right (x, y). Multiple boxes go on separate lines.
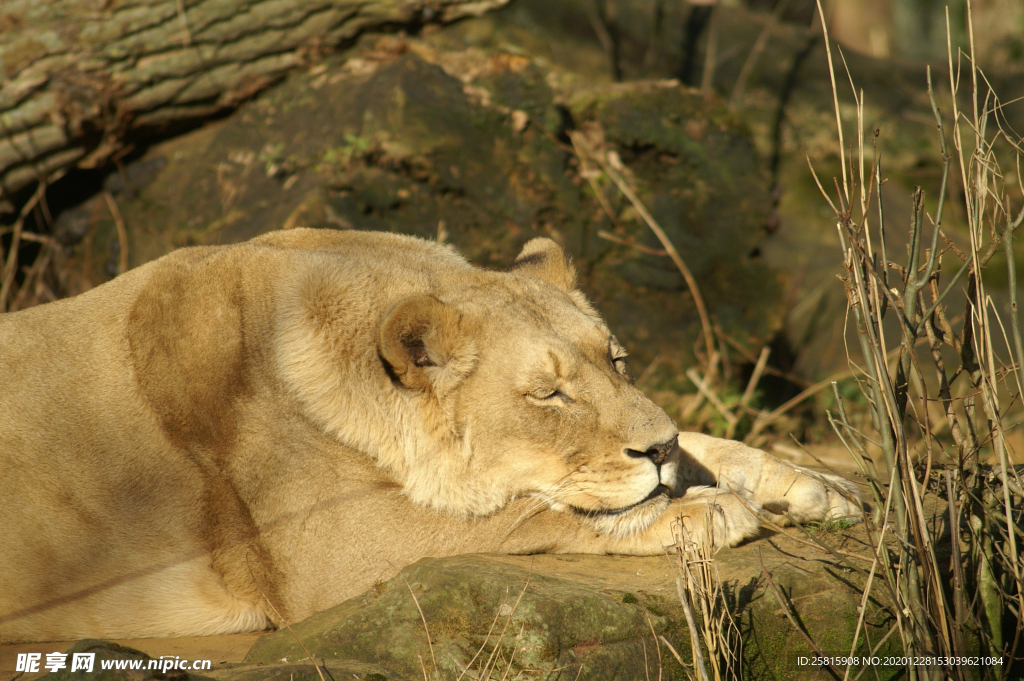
top-left (528, 387), bottom-right (572, 403)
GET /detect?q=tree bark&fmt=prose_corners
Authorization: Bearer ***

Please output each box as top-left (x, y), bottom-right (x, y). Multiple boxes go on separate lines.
top-left (0, 0), bottom-right (507, 204)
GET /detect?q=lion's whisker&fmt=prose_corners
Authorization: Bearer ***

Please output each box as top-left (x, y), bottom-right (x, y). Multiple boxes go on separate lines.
top-left (502, 479), bottom-right (582, 538)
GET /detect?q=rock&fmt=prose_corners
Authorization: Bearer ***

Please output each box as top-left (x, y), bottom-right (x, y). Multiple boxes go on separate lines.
top-left (54, 34), bottom-right (784, 383)
top-left (432, 0), bottom-right (1024, 382)
top-left (245, 555), bottom-right (671, 680)
top-left (237, 532), bottom-right (905, 680)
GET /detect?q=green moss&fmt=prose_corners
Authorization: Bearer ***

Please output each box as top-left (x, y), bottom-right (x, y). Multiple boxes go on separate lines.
top-left (645, 604), bottom-right (666, 617)
top-left (806, 517), bottom-right (857, 534)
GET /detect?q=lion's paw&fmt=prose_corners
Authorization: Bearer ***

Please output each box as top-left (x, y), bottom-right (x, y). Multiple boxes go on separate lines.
top-left (672, 486), bottom-right (762, 548)
top-left (763, 470), bottom-right (863, 526)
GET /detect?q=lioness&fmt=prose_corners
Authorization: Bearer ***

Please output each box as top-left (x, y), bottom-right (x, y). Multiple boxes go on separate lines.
top-left (0, 228), bottom-right (859, 643)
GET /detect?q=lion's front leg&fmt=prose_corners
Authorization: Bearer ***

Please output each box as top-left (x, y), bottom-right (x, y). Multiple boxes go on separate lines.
top-left (675, 432), bottom-right (863, 526)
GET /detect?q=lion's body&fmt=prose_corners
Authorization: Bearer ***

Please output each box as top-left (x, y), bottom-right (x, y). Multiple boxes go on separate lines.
top-left (0, 229), bottom-right (859, 643)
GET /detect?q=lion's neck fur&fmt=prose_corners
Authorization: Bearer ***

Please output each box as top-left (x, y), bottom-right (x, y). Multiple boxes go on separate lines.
top-left (274, 239), bottom-right (512, 517)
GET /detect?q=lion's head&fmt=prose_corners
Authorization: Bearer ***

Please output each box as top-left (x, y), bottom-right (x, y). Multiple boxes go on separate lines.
top-left (277, 233), bottom-right (679, 538)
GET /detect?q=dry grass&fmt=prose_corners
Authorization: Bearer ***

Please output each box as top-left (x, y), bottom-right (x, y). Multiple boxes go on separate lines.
top-left (0, 171), bottom-right (66, 313)
top-left (669, 507), bottom-right (742, 681)
top-left (803, 0), bottom-right (1024, 677)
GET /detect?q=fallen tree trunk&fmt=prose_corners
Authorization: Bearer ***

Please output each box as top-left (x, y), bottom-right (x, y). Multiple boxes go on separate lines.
top-left (0, 0), bottom-right (507, 204)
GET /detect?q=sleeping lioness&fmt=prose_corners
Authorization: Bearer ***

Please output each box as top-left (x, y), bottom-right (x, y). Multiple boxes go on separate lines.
top-left (0, 228), bottom-right (859, 643)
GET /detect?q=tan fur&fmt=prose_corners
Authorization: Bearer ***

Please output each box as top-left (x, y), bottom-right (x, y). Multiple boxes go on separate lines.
top-left (0, 229), bottom-right (860, 643)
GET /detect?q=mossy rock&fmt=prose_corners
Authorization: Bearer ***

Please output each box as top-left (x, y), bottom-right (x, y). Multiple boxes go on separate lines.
top-left (244, 555), bottom-right (675, 680)
top-left (238, 544), bottom-right (909, 680)
top-left (56, 35), bottom-right (783, 383)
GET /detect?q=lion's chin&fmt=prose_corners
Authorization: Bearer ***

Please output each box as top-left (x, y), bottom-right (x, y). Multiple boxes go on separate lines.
top-left (574, 487), bottom-right (671, 539)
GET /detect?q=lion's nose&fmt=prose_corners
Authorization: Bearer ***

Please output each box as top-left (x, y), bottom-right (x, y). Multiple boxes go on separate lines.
top-left (625, 436), bottom-right (677, 465)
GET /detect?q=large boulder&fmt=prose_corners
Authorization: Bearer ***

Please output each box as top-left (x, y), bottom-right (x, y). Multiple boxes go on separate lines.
top-left (54, 34), bottom-right (784, 379)
top-left (239, 545), bottom-right (898, 680)
top-left (245, 555), bottom-right (672, 679)
top-left (434, 0), bottom-right (1024, 382)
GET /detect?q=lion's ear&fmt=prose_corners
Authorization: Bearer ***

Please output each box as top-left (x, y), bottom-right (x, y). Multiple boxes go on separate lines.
top-left (379, 295), bottom-right (477, 394)
top-left (509, 238), bottom-right (577, 291)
